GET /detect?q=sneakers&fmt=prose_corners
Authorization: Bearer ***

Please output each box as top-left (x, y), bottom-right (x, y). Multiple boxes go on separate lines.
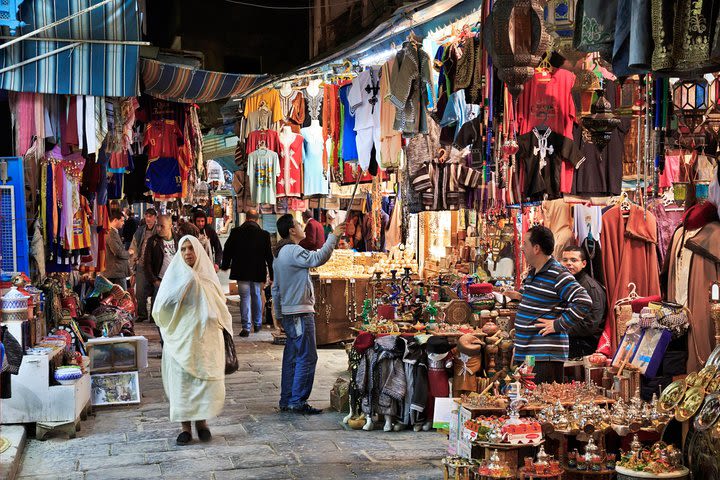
top-left (253, 325), bottom-right (262, 333)
top-left (289, 404), bottom-right (323, 415)
top-left (238, 329), bottom-right (250, 337)
top-left (279, 405), bottom-right (289, 412)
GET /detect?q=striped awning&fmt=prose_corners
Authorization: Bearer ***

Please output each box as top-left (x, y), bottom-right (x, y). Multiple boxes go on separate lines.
top-left (0, 0), bottom-right (141, 97)
top-left (141, 58), bottom-right (267, 103)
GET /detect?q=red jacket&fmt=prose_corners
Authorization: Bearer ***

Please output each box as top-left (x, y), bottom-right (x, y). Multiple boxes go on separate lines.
top-left (299, 218), bottom-right (325, 251)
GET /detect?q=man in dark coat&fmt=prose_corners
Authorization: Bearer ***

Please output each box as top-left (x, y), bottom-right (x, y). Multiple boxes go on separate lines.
top-left (221, 209), bottom-right (274, 337)
top-left (561, 246), bottom-right (607, 359)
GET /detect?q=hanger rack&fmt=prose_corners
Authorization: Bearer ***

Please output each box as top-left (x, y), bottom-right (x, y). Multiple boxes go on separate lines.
top-left (615, 282), bottom-right (640, 307)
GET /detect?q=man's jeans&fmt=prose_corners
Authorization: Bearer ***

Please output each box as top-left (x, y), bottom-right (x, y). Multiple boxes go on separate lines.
top-left (280, 314), bottom-right (318, 408)
top-left (238, 281), bottom-right (263, 331)
top-left (135, 271), bottom-right (153, 321)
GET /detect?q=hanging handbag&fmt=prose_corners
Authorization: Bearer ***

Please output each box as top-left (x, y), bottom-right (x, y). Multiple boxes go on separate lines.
top-left (223, 329), bottom-right (239, 375)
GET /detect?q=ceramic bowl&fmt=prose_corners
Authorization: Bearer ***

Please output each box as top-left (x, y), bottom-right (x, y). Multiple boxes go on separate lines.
top-left (54, 366), bottom-right (83, 385)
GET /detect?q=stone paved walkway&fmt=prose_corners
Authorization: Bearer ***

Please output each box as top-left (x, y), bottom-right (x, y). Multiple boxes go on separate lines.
top-left (16, 309), bottom-right (446, 479)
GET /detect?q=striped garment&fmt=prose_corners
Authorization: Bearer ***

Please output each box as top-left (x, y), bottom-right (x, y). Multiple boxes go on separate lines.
top-left (411, 157), bottom-right (482, 211)
top-left (514, 257), bottom-right (592, 362)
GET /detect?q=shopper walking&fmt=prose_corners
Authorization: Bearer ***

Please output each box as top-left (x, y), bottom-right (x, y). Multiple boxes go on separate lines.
top-left (122, 207), bottom-right (139, 250)
top-left (272, 214), bottom-right (345, 414)
top-left (503, 226), bottom-right (592, 384)
top-left (129, 208), bottom-right (158, 322)
top-left (298, 209), bottom-right (325, 251)
top-left (103, 210), bottom-right (131, 290)
top-left (561, 246), bottom-right (607, 359)
top-left (153, 235), bottom-right (233, 446)
top-left (220, 209), bottom-right (274, 337)
top-left (144, 215), bottom-right (178, 323)
top-left (193, 210), bottom-right (223, 270)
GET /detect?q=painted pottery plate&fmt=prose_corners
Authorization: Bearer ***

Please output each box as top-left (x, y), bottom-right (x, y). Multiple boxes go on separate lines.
top-left (659, 380), bottom-right (687, 412)
top-left (697, 365), bottom-right (718, 389)
top-left (675, 387), bottom-right (705, 422)
top-left (694, 394), bottom-right (720, 432)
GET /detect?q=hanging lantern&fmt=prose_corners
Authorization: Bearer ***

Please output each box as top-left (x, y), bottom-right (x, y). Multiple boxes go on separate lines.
top-left (673, 78), bottom-right (709, 133)
top-left (485, 0), bottom-right (551, 99)
top-left (572, 69), bottom-right (601, 115)
top-left (580, 87), bottom-right (621, 151)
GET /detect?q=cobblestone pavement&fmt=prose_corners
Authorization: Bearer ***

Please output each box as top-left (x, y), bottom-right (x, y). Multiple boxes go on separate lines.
top-left (17, 309), bottom-right (446, 479)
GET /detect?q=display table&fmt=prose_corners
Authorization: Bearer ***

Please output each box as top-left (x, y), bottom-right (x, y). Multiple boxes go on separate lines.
top-left (1, 353), bottom-right (91, 438)
top-left (614, 466), bottom-right (690, 480)
top-left (312, 276), bottom-right (368, 345)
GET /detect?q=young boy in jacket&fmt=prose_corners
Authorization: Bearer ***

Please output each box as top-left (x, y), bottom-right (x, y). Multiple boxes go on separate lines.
top-left (272, 214), bottom-right (345, 414)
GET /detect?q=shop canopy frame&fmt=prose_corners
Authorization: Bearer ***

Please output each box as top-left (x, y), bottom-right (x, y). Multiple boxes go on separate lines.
top-left (234, 0), bottom-right (483, 100)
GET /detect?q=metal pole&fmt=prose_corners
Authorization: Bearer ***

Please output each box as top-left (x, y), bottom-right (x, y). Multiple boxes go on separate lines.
top-left (0, 36), bottom-right (150, 46)
top-left (0, 0), bottom-right (115, 52)
top-left (0, 42), bottom-right (81, 75)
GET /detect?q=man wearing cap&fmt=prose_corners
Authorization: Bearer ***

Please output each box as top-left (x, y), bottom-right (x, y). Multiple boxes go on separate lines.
top-left (129, 208), bottom-right (158, 323)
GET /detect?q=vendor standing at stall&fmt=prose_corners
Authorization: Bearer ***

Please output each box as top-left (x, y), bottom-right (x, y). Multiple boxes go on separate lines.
top-left (503, 226), bottom-right (592, 384)
top-left (561, 246), bottom-right (606, 359)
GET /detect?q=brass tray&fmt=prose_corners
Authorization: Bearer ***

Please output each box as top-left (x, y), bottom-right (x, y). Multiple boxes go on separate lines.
top-left (675, 387), bottom-right (705, 422)
top-left (659, 380), bottom-right (687, 412)
top-left (697, 365), bottom-right (718, 389)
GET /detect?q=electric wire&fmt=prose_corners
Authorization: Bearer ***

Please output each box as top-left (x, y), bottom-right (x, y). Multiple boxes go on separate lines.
top-left (223, 0), bottom-right (360, 10)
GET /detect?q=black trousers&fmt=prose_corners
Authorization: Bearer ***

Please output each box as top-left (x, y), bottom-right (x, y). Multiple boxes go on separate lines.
top-left (533, 361), bottom-right (565, 384)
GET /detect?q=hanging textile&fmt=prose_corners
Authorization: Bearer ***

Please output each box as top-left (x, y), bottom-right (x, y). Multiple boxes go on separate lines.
top-left (0, 0), bottom-right (141, 97)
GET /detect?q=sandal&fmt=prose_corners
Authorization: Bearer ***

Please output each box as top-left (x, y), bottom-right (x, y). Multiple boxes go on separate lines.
top-left (197, 427), bottom-right (212, 443)
top-left (176, 431), bottom-right (192, 445)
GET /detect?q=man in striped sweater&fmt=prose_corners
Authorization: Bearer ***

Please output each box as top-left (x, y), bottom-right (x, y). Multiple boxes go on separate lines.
top-left (504, 226), bottom-right (592, 384)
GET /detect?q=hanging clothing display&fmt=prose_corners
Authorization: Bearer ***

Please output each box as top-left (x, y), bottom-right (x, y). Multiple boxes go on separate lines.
top-left (301, 125), bottom-right (329, 196)
top-left (302, 84), bottom-right (324, 127)
top-left (338, 84), bottom-right (359, 162)
top-left (388, 41), bottom-right (434, 137)
top-left (349, 66), bottom-right (382, 172)
top-left (598, 204), bottom-right (661, 356)
top-left (380, 58), bottom-right (402, 169)
top-left (543, 199), bottom-right (575, 259)
top-left (515, 69), bottom-right (577, 193)
top-left (243, 88), bottom-right (284, 123)
top-left (277, 129), bottom-right (303, 198)
top-left (411, 152), bottom-right (483, 211)
top-left (279, 89), bottom-right (305, 133)
top-left (516, 127), bottom-right (584, 201)
top-left (247, 147), bottom-right (281, 205)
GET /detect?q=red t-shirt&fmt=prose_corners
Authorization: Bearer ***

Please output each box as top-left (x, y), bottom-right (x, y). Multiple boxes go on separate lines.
top-left (515, 69), bottom-right (577, 193)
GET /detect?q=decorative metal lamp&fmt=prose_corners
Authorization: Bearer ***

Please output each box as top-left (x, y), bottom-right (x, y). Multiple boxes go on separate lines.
top-left (572, 68), bottom-right (601, 115)
top-left (673, 78), bottom-right (709, 133)
top-left (710, 282), bottom-right (720, 346)
top-left (486, 0), bottom-right (551, 99)
top-left (581, 87), bottom-right (621, 151)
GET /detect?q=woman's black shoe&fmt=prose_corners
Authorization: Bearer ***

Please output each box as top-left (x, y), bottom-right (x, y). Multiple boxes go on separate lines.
top-left (197, 428), bottom-right (212, 442)
top-left (176, 431), bottom-right (192, 445)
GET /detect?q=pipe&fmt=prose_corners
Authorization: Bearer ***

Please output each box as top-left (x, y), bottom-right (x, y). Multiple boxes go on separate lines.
top-left (0, 36), bottom-right (150, 46)
top-left (0, 0), bottom-right (115, 52)
top-left (0, 43), bottom-right (81, 75)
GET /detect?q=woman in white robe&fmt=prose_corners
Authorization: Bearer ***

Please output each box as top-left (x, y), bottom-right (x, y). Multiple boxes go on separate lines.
top-left (152, 235), bottom-right (233, 445)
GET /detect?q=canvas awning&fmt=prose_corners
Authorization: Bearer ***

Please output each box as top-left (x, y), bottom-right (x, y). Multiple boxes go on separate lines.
top-left (140, 58), bottom-right (267, 103)
top-left (0, 0), bottom-right (142, 97)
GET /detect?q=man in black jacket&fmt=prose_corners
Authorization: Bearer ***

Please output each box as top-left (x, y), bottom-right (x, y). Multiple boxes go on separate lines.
top-left (221, 209), bottom-right (273, 337)
top-left (193, 210), bottom-right (223, 270)
top-left (561, 246), bottom-right (607, 359)
top-left (143, 215), bottom-right (178, 324)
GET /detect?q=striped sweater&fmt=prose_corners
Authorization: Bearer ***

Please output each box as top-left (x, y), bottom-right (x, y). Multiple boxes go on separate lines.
top-left (514, 257), bottom-right (592, 362)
